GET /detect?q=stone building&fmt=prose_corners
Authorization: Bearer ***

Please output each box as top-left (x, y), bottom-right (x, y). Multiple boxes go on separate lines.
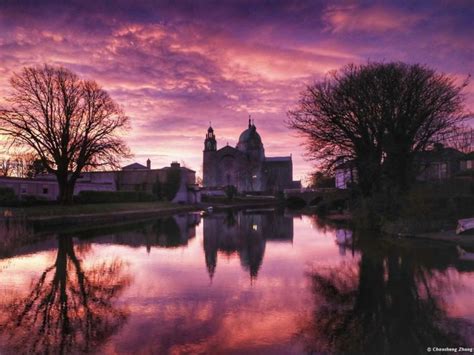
top-left (203, 119), bottom-right (300, 192)
top-left (0, 161), bottom-right (200, 203)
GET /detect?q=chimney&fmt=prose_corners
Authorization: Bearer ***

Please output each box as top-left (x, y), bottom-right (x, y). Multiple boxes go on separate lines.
top-left (146, 158), bottom-right (151, 169)
top-left (171, 161), bottom-right (180, 168)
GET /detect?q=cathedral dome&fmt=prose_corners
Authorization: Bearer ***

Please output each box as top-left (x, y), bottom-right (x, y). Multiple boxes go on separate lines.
top-left (238, 125), bottom-right (262, 147)
top-left (237, 118), bottom-right (264, 153)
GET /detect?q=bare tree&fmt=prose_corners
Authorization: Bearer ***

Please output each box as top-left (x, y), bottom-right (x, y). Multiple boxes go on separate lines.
top-left (0, 65), bottom-right (130, 203)
top-left (0, 158), bottom-right (11, 177)
top-left (438, 125), bottom-right (474, 153)
top-left (288, 62), bottom-right (469, 195)
top-left (0, 151), bottom-right (39, 177)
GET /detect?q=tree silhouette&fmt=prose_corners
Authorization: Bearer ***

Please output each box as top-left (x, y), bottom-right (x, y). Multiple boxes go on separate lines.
top-left (0, 235), bottom-right (131, 354)
top-left (0, 65), bottom-right (130, 203)
top-left (288, 62), bottom-right (469, 195)
top-left (297, 240), bottom-right (473, 354)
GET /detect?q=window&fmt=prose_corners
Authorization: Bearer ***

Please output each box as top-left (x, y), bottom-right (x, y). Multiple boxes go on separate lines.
top-left (439, 163), bottom-right (448, 179)
top-left (468, 160), bottom-right (473, 169)
top-left (42, 187), bottom-right (49, 194)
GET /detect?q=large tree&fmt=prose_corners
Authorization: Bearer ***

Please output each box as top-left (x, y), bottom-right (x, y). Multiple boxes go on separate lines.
top-left (0, 65), bottom-right (130, 203)
top-left (288, 62), bottom-right (468, 195)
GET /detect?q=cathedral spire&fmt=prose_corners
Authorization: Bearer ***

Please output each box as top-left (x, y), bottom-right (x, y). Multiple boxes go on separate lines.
top-left (204, 123), bottom-right (216, 151)
top-left (248, 114), bottom-right (251, 128)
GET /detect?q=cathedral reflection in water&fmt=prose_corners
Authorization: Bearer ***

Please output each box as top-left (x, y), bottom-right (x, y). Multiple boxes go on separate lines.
top-left (203, 210), bottom-right (293, 279)
top-left (85, 209), bottom-right (294, 279)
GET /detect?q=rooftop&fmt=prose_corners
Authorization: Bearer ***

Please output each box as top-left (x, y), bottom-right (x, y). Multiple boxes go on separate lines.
top-left (122, 162), bottom-right (149, 170)
top-left (266, 156), bottom-right (291, 162)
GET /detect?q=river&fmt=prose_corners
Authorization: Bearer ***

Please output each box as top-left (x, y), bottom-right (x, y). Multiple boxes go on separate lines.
top-left (0, 209), bottom-right (473, 354)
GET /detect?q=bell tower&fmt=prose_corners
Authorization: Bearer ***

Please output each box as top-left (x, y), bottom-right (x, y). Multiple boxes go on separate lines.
top-left (204, 124), bottom-right (216, 152)
top-left (203, 123), bottom-right (217, 187)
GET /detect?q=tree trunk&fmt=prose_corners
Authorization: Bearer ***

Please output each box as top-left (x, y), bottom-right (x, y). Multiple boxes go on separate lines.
top-left (57, 175), bottom-right (76, 205)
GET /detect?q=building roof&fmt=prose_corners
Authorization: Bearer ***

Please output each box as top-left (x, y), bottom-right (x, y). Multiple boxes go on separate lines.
top-left (160, 166), bottom-right (196, 173)
top-left (122, 162), bottom-right (149, 170)
top-left (0, 175), bottom-right (43, 182)
top-left (265, 156), bottom-right (291, 162)
top-left (415, 146), bottom-right (464, 162)
top-left (335, 160), bottom-right (356, 170)
top-left (216, 145), bottom-right (246, 157)
top-left (461, 151), bottom-right (474, 160)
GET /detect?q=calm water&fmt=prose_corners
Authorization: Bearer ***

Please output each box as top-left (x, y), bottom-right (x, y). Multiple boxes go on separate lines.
top-left (0, 209), bottom-right (473, 354)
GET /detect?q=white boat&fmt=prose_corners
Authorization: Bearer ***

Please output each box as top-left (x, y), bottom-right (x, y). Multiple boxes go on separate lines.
top-left (456, 245), bottom-right (474, 261)
top-left (456, 218), bottom-right (474, 234)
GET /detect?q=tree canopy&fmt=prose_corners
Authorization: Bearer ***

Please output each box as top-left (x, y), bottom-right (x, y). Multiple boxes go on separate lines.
top-left (288, 62), bottom-right (469, 195)
top-left (0, 64), bottom-right (130, 203)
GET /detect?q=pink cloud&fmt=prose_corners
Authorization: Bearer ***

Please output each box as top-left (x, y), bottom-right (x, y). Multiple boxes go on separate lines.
top-left (0, 1), bottom-right (472, 182)
top-left (323, 5), bottom-right (425, 33)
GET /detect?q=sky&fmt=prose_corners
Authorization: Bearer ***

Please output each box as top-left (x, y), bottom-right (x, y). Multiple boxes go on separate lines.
top-left (0, 0), bottom-right (473, 181)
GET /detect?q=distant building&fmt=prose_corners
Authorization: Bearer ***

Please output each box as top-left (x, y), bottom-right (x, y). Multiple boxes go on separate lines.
top-left (0, 175), bottom-right (114, 201)
top-left (0, 161), bottom-right (200, 203)
top-left (414, 143), bottom-right (464, 181)
top-left (334, 144), bottom-right (468, 189)
top-left (203, 119), bottom-right (301, 192)
top-left (459, 152), bottom-right (474, 175)
top-left (335, 160), bottom-right (358, 189)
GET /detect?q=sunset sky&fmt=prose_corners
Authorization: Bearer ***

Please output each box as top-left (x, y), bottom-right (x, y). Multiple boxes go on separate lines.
top-left (0, 0), bottom-right (473, 181)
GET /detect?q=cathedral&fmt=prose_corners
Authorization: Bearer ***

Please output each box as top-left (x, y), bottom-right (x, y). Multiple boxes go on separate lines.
top-left (203, 118), bottom-right (300, 192)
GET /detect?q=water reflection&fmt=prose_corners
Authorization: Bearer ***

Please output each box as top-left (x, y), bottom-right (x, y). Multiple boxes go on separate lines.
top-left (203, 209), bottom-right (293, 279)
top-left (0, 212), bottom-right (473, 353)
top-left (89, 213), bottom-right (201, 252)
top-left (298, 232), bottom-right (474, 354)
top-left (0, 217), bottom-right (36, 258)
top-left (0, 234), bottom-right (130, 354)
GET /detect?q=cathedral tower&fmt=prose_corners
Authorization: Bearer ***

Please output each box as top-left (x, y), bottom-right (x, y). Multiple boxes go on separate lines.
top-left (203, 125), bottom-right (217, 186)
top-left (204, 125), bottom-right (216, 152)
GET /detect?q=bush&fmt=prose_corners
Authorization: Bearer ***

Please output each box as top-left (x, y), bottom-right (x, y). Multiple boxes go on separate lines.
top-left (76, 190), bottom-right (156, 204)
top-left (20, 194), bottom-right (53, 206)
top-left (153, 168), bottom-right (182, 201)
top-left (224, 185), bottom-right (237, 200)
top-left (0, 187), bottom-right (18, 206)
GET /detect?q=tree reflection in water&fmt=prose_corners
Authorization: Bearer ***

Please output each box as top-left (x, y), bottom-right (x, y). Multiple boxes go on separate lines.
top-left (298, 233), bottom-right (474, 354)
top-left (0, 235), bottom-right (131, 354)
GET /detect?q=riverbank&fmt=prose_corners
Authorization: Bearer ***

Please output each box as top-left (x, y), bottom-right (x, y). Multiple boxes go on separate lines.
top-left (0, 198), bottom-right (282, 229)
top-left (201, 198), bottom-right (282, 212)
top-left (1, 202), bottom-right (200, 229)
top-left (390, 230), bottom-right (474, 247)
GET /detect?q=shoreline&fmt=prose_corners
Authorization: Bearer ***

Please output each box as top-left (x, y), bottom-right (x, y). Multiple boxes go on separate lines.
top-left (391, 230), bottom-right (474, 247)
top-left (1, 199), bottom-right (283, 229)
top-left (28, 205), bottom-right (200, 229)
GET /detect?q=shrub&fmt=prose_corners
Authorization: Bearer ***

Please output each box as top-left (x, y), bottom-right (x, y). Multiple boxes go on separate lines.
top-left (76, 190), bottom-right (156, 204)
top-left (153, 168), bottom-right (182, 201)
top-left (20, 194), bottom-right (52, 206)
top-left (0, 187), bottom-right (18, 206)
top-left (224, 185), bottom-right (237, 200)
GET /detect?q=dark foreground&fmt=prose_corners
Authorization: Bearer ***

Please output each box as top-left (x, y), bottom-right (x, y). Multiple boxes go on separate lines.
top-left (0, 209), bottom-right (473, 354)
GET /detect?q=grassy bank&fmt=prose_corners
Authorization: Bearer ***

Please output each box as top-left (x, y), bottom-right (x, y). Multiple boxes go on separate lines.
top-left (0, 201), bottom-right (200, 230)
top-left (347, 179), bottom-right (474, 234)
top-left (2, 201), bottom-right (181, 218)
